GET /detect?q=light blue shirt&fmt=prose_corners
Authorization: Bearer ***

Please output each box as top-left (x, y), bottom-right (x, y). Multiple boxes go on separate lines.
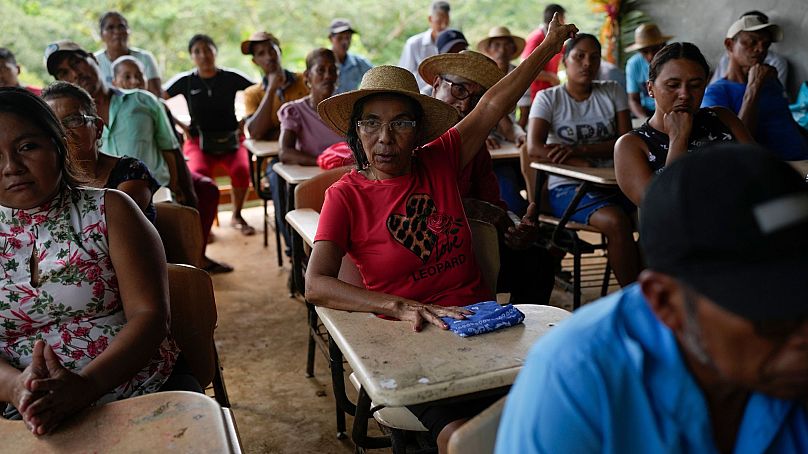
top-left (335, 52), bottom-right (372, 94)
top-left (495, 285), bottom-right (808, 454)
top-left (625, 53), bottom-right (655, 113)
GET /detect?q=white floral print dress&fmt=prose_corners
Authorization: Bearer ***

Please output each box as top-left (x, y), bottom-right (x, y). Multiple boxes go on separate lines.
top-left (0, 187), bottom-right (177, 404)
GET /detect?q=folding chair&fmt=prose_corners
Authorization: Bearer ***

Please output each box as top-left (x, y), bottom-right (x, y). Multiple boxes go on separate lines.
top-left (519, 145), bottom-right (612, 309)
top-left (155, 202), bottom-right (204, 268)
top-left (167, 263), bottom-right (230, 407)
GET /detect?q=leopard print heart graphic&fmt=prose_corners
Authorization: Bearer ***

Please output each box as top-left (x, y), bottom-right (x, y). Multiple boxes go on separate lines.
top-left (386, 194), bottom-right (438, 263)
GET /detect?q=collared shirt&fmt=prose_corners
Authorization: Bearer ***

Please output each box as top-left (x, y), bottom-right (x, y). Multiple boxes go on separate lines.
top-left (100, 88), bottom-right (178, 186)
top-left (335, 52), bottom-right (373, 94)
top-left (399, 29), bottom-right (438, 91)
top-left (94, 47), bottom-right (161, 86)
top-left (242, 70), bottom-right (309, 139)
top-left (496, 284), bottom-right (808, 454)
top-left (626, 53), bottom-right (655, 113)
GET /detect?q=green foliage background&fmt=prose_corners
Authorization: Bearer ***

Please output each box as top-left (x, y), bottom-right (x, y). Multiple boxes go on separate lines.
top-left (2, 0), bottom-right (603, 87)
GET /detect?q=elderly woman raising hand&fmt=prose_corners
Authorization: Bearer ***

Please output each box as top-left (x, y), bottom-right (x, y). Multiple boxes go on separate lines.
top-left (305, 14), bottom-right (576, 452)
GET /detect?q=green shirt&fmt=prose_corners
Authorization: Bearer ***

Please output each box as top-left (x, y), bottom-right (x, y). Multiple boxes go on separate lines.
top-left (100, 89), bottom-right (178, 186)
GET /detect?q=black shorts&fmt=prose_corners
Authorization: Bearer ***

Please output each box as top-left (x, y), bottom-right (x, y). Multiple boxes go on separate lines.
top-left (406, 390), bottom-right (508, 441)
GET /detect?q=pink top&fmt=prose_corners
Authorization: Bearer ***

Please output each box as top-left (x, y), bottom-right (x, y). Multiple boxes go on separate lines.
top-left (278, 96), bottom-right (343, 156)
top-left (315, 128), bottom-right (491, 307)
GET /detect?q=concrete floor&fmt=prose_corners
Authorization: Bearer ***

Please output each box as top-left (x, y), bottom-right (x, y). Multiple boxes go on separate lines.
top-left (206, 206), bottom-right (610, 453)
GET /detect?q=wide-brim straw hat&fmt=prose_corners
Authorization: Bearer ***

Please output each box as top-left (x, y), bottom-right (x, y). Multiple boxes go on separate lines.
top-left (418, 50), bottom-right (505, 91)
top-left (625, 23), bottom-right (673, 52)
top-left (476, 26), bottom-right (526, 60)
top-left (318, 65), bottom-right (460, 145)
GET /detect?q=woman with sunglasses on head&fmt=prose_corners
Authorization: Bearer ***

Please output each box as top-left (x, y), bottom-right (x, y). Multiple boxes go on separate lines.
top-left (306, 14), bottom-right (577, 453)
top-left (42, 81), bottom-right (159, 223)
top-left (527, 33), bottom-right (640, 287)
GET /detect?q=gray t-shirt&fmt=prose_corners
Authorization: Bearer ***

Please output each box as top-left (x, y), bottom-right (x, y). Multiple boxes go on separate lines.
top-left (529, 81), bottom-right (628, 188)
top-left (94, 47), bottom-right (160, 86)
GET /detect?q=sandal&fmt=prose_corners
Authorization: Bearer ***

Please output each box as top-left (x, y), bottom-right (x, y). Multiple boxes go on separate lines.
top-left (202, 259), bottom-right (234, 274)
top-left (231, 218), bottom-right (256, 236)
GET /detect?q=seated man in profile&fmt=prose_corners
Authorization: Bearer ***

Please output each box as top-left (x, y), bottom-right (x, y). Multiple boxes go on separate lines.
top-left (702, 15), bottom-right (808, 160)
top-left (496, 144), bottom-right (808, 453)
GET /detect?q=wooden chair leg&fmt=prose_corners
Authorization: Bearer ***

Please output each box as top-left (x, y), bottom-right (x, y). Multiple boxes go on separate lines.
top-left (573, 241), bottom-right (582, 310)
top-left (306, 304), bottom-right (317, 378)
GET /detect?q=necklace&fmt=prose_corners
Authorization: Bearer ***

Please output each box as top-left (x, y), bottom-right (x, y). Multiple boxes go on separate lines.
top-left (198, 73), bottom-right (216, 97)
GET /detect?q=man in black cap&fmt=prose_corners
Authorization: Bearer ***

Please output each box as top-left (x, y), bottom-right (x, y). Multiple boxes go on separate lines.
top-left (497, 144), bottom-right (808, 453)
top-left (328, 18), bottom-right (372, 94)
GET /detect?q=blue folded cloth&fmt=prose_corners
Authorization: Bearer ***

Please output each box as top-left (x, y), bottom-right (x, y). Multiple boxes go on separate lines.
top-left (441, 301), bottom-right (525, 337)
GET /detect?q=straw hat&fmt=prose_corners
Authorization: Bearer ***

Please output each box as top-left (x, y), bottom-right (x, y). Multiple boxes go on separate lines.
top-left (476, 26), bottom-right (526, 60)
top-left (418, 50), bottom-right (505, 91)
top-left (317, 65), bottom-right (460, 145)
top-left (624, 23), bottom-right (673, 52)
top-left (240, 31), bottom-right (280, 55)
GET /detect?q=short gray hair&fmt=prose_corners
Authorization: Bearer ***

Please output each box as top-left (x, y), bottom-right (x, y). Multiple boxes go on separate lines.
top-left (431, 1), bottom-right (450, 15)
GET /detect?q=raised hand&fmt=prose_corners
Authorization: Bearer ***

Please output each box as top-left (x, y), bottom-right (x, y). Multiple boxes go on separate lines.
top-left (23, 343), bottom-right (98, 435)
top-left (747, 63), bottom-right (777, 90)
top-left (546, 143), bottom-right (575, 163)
top-left (545, 13), bottom-right (579, 54)
top-left (664, 110), bottom-right (694, 144)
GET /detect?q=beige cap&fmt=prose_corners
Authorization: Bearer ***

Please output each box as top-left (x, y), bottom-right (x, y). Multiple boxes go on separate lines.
top-left (240, 31), bottom-right (281, 55)
top-left (726, 15), bottom-right (783, 41)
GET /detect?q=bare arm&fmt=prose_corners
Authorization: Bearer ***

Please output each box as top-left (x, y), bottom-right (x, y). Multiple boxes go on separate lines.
top-left (536, 70), bottom-right (560, 86)
top-left (146, 78), bottom-right (162, 98)
top-left (245, 69), bottom-right (287, 140)
top-left (162, 148), bottom-right (198, 208)
top-left (713, 107), bottom-right (755, 145)
top-left (305, 240), bottom-right (470, 332)
top-left (278, 128), bottom-right (317, 166)
top-left (456, 14), bottom-right (577, 169)
top-left (614, 133), bottom-right (654, 205)
top-left (628, 92), bottom-right (650, 120)
top-left (737, 64), bottom-right (776, 136)
top-left (115, 179), bottom-right (153, 214)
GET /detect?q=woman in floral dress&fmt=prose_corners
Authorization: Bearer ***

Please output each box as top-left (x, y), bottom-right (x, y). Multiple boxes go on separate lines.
top-left (0, 87), bottom-right (178, 435)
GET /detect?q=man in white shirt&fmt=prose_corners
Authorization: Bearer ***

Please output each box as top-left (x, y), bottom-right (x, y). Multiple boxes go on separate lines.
top-left (399, 0), bottom-right (450, 91)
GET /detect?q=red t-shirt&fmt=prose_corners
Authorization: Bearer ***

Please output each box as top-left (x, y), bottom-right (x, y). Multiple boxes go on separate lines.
top-left (24, 85), bottom-right (42, 96)
top-left (521, 27), bottom-right (563, 101)
top-left (315, 128), bottom-right (491, 307)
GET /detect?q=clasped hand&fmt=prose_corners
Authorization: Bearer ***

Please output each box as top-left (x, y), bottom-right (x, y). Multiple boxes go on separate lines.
top-left (15, 340), bottom-right (97, 436)
top-left (504, 203), bottom-right (540, 250)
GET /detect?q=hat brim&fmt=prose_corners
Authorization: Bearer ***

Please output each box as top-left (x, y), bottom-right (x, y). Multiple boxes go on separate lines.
top-left (46, 49), bottom-right (90, 76)
top-left (475, 36), bottom-right (526, 60)
top-left (624, 35), bottom-right (673, 52)
top-left (330, 26), bottom-right (356, 35)
top-left (418, 53), bottom-right (504, 91)
top-left (665, 255), bottom-right (808, 321)
top-left (317, 88), bottom-right (460, 146)
top-left (732, 23), bottom-right (783, 42)
top-left (240, 38), bottom-right (279, 55)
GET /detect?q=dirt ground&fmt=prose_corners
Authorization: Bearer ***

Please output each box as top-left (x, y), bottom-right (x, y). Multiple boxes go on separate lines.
top-left (206, 206), bottom-right (607, 453)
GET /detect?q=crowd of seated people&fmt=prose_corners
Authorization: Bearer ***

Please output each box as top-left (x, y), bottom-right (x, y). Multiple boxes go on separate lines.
top-left (1, 2), bottom-right (806, 452)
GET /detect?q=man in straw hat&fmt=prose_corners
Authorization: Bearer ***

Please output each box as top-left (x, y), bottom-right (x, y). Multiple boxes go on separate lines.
top-left (702, 14), bottom-right (808, 161)
top-left (478, 26), bottom-right (531, 128)
top-left (419, 49), bottom-right (559, 306)
top-left (624, 23), bottom-right (672, 119)
top-left (497, 144), bottom-right (808, 453)
top-left (308, 14), bottom-right (577, 452)
top-left (242, 31), bottom-right (309, 140)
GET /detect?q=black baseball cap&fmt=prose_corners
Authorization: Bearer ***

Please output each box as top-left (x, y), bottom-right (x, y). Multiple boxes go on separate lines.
top-left (436, 29), bottom-right (468, 54)
top-left (640, 144), bottom-right (808, 321)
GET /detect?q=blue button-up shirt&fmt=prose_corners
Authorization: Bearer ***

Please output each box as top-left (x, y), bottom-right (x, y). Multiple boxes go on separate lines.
top-left (335, 52), bottom-right (372, 94)
top-left (495, 285), bottom-right (808, 454)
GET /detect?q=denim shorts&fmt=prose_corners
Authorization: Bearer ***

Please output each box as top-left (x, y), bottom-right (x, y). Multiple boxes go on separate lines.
top-left (549, 184), bottom-right (635, 224)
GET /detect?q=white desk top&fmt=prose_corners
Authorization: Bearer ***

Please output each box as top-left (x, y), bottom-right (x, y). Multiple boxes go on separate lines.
top-left (489, 142), bottom-right (520, 160)
top-left (272, 163), bottom-right (324, 185)
top-left (152, 186), bottom-right (173, 204)
top-left (286, 208), bottom-right (319, 247)
top-left (317, 304), bottom-right (570, 407)
top-left (788, 160), bottom-right (808, 178)
top-left (0, 391), bottom-right (239, 453)
top-left (244, 139), bottom-right (280, 158)
top-left (530, 162), bottom-right (618, 186)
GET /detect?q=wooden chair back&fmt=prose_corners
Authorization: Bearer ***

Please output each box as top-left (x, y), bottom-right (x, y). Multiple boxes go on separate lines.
top-left (294, 166), bottom-right (352, 211)
top-left (447, 396), bottom-right (507, 454)
top-left (167, 263), bottom-right (217, 388)
top-left (469, 219), bottom-right (500, 294)
top-left (155, 202), bottom-right (204, 268)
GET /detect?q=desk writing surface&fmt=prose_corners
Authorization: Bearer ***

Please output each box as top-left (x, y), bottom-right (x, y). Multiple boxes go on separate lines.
top-left (489, 142), bottom-right (520, 160)
top-left (286, 208), bottom-right (319, 247)
top-left (530, 162), bottom-right (617, 185)
top-left (244, 139), bottom-right (280, 158)
top-left (272, 163), bottom-right (324, 185)
top-left (317, 304), bottom-right (569, 407)
top-left (0, 391), bottom-right (236, 453)
top-left (788, 160), bottom-right (808, 178)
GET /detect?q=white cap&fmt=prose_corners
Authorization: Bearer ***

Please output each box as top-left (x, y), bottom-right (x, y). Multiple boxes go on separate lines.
top-left (726, 15), bottom-right (783, 42)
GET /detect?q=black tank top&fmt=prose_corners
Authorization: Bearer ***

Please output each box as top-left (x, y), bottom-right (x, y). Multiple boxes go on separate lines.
top-left (629, 108), bottom-right (735, 173)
